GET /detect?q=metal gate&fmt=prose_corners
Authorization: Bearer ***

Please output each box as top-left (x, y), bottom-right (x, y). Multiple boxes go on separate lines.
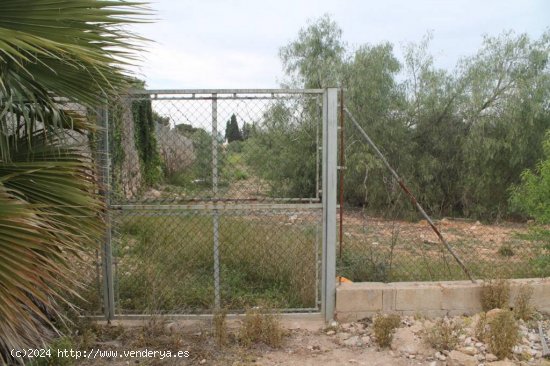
top-left (99, 89), bottom-right (338, 320)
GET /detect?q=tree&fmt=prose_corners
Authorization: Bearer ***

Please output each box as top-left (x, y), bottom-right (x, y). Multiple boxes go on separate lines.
top-left (459, 31), bottom-right (550, 218)
top-left (279, 14), bottom-right (346, 88)
top-left (510, 131), bottom-right (550, 223)
top-left (225, 114), bottom-right (242, 143)
top-left (0, 0), bottom-right (148, 362)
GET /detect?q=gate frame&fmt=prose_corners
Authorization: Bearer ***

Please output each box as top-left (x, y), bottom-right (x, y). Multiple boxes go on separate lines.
top-left (99, 88), bottom-right (338, 322)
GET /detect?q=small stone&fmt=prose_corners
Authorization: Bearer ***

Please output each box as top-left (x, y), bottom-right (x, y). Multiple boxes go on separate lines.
top-left (447, 350), bottom-right (477, 366)
top-left (486, 308), bottom-right (504, 321)
top-left (475, 342), bottom-right (484, 348)
top-left (435, 351), bottom-right (446, 361)
top-left (326, 330), bottom-right (336, 336)
top-left (341, 323), bottom-right (353, 331)
top-left (337, 333), bottom-right (350, 342)
top-left (342, 335), bottom-right (361, 347)
top-left (485, 353), bottom-right (498, 362)
top-left (361, 335), bottom-right (371, 345)
top-left (529, 333), bottom-right (540, 342)
top-left (199, 360), bottom-right (206, 365)
top-left (486, 360), bottom-right (515, 366)
top-left (458, 346), bottom-right (477, 356)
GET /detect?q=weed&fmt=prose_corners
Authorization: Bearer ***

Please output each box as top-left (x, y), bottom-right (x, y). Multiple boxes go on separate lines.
top-left (498, 244), bottom-right (515, 257)
top-left (239, 307), bottom-right (284, 348)
top-left (474, 312), bottom-right (489, 341)
top-left (373, 314), bottom-right (401, 348)
top-left (213, 309), bottom-right (229, 347)
top-left (487, 310), bottom-right (519, 360)
top-left (117, 215), bottom-right (317, 313)
top-left (481, 279), bottom-right (510, 311)
top-left (424, 318), bottom-right (464, 351)
top-left (513, 284), bottom-right (534, 321)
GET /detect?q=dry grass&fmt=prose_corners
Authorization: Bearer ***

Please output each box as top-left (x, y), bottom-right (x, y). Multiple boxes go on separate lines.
top-left (474, 312), bottom-right (489, 341)
top-left (238, 307), bottom-right (284, 348)
top-left (213, 308), bottom-right (229, 347)
top-left (513, 284), bottom-right (534, 321)
top-left (424, 318), bottom-right (464, 351)
top-left (487, 310), bottom-right (519, 360)
top-left (373, 314), bottom-right (401, 348)
top-left (481, 279), bottom-right (510, 311)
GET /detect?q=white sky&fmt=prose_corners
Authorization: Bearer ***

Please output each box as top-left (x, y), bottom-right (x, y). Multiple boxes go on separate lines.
top-left (129, 0), bottom-right (549, 89)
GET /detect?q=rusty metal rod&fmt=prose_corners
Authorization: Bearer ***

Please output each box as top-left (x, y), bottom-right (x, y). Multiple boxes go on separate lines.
top-left (344, 107), bottom-right (475, 283)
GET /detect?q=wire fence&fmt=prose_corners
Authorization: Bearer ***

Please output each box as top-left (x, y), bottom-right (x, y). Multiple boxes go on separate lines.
top-left (80, 88), bottom-right (549, 319)
top-left (336, 108), bottom-right (549, 283)
top-left (101, 90), bottom-right (326, 315)
top-left (337, 207), bottom-right (545, 282)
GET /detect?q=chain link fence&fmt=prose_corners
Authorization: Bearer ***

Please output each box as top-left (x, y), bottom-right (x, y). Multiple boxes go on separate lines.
top-left (100, 90), bottom-right (326, 315)
top-left (336, 108), bottom-right (548, 283)
top-left (80, 88), bottom-right (548, 320)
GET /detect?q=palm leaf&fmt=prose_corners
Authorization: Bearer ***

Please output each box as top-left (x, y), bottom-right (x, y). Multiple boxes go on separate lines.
top-left (0, 1), bottom-right (150, 363)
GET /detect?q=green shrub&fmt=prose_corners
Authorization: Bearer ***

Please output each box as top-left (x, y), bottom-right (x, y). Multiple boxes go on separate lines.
top-left (498, 244), bottom-right (515, 257)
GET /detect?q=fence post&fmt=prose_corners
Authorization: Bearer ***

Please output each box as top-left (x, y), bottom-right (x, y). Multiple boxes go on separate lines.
top-left (211, 93), bottom-right (221, 309)
top-left (322, 88), bottom-right (338, 323)
top-left (98, 103), bottom-right (115, 321)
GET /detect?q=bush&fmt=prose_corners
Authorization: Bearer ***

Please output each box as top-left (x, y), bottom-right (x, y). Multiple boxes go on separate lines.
top-left (373, 314), bottom-right (401, 348)
top-left (481, 279), bottom-right (510, 311)
top-left (498, 244), bottom-right (515, 257)
top-left (424, 318), bottom-right (463, 351)
top-left (513, 285), bottom-right (534, 321)
top-left (474, 312), bottom-right (489, 341)
top-left (487, 310), bottom-right (519, 360)
top-left (510, 131), bottom-right (550, 224)
top-left (239, 307), bottom-right (284, 348)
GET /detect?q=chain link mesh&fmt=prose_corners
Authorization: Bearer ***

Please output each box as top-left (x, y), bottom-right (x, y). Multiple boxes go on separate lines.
top-left (105, 90), bottom-right (323, 314)
top-left (337, 114), bottom-right (546, 283)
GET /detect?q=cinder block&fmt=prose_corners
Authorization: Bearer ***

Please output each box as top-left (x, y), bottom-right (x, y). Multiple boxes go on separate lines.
top-left (441, 282), bottom-right (482, 312)
top-left (336, 283), bottom-right (383, 313)
top-left (334, 278), bottom-right (550, 321)
top-left (505, 279), bottom-right (550, 311)
top-left (394, 284), bottom-right (442, 311)
top-left (382, 287), bottom-right (396, 312)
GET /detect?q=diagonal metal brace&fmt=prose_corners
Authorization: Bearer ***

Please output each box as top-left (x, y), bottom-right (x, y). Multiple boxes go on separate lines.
top-left (344, 107), bottom-right (475, 283)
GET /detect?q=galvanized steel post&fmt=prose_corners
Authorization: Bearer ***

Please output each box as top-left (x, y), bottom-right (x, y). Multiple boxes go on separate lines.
top-left (322, 88), bottom-right (338, 322)
top-left (212, 94), bottom-right (221, 309)
top-left (99, 104), bottom-right (115, 321)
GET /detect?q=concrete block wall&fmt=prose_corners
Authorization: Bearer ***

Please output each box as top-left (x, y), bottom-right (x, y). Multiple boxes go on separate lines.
top-left (335, 278), bottom-right (550, 322)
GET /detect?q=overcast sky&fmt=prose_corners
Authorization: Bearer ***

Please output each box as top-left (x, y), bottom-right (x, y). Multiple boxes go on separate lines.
top-left (130, 0), bottom-right (549, 89)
